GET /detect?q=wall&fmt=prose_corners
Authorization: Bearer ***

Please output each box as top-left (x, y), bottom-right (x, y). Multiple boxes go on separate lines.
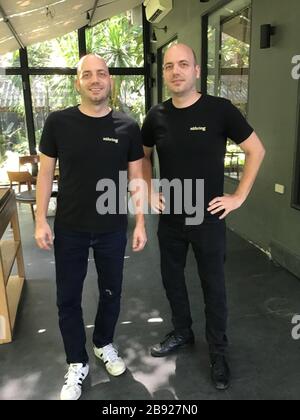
top-left (149, 0), bottom-right (300, 277)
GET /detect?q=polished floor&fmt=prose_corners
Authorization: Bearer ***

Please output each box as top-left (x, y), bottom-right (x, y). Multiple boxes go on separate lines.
top-left (0, 205), bottom-right (300, 400)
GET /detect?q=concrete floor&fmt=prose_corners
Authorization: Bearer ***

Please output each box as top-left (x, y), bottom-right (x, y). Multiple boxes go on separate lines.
top-left (1, 205), bottom-right (300, 400)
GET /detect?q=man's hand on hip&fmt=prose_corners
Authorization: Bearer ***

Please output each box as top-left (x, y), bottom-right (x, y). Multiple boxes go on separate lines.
top-left (208, 194), bottom-right (245, 220)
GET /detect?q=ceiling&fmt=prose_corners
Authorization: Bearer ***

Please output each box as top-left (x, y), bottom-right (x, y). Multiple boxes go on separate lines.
top-left (0, 0), bottom-right (144, 55)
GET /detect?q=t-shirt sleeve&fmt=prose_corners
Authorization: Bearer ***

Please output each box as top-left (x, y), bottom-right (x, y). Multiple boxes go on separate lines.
top-left (39, 113), bottom-right (58, 158)
top-left (141, 110), bottom-right (155, 148)
top-left (224, 100), bottom-right (254, 145)
top-left (128, 121), bottom-right (145, 162)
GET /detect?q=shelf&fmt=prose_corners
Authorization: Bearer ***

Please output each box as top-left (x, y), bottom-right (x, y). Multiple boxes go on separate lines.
top-left (0, 240), bottom-right (21, 286)
top-left (6, 276), bottom-right (24, 332)
top-left (0, 189), bottom-right (25, 344)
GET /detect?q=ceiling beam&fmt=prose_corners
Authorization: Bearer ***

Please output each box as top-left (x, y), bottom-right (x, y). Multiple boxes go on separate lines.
top-left (0, 4), bottom-right (25, 49)
top-left (89, 0), bottom-right (100, 26)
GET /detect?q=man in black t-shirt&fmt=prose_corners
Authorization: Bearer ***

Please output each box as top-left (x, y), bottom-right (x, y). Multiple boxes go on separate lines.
top-left (35, 54), bottom-right (147, 400)
top-left (142, 44), bottom-right (265, 390)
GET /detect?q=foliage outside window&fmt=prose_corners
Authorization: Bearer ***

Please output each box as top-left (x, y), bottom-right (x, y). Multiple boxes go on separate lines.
top-left (112, 76), bottom-right (145, 125)
top-left (86, 12), bottom-right (144, 68)
top-left (27, 31), bottom-right (79, 68)
top-left (0, 51), bottom-right (20, 68)
top-left (207, 0), bottom-right (251, 180)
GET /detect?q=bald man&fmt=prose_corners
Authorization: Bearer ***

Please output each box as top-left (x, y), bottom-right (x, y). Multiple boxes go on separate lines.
top-left (35, 54), bottom-right (147, 400)
top-left (142, 44), bottom-right (265, 390)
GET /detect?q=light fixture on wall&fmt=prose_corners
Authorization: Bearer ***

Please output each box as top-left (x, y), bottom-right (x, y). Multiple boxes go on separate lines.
top-left (151, 26), bottom-right (168, 43)
top-left (260, 24), bottom-right (276, 49)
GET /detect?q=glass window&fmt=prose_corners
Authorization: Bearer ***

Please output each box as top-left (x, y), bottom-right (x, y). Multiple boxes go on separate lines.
top-left (27, 31), bottom-right (79, 68)
top-left (0, 51), bottom-right (20, 68)
top-left (111, 75), bottom-right (145, 125)
top-left (207, 0), bottom-right (251, 180)
top-left (30, 75), bottom-right (79, 145)
top-left (207, 75), bottom-right (216, 96)
top-left (220, 9), bottom-right (251, 115)
top-left (86, 11), bottom-right (144, 68)
top-left (0, 75), bottom-right (28, 185)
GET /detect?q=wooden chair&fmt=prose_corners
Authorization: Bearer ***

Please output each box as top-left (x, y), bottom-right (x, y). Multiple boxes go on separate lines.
top-left (19, 155), bottom-right (40, 189)
top-left (7, 171), bottom-right (36, 220)
top-left (19, 154), bottom-right (40, 173)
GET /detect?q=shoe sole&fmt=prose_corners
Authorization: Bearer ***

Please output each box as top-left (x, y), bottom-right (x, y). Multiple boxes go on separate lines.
top-left (214, 383), bottom-right (230, 391)
top-left (106, 366), bottom-right (126, 377)
top-left (150, 340), bottom-right (195, 357)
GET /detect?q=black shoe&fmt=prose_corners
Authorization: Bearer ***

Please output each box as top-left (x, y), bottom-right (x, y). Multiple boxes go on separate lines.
top-left (211, 355), bottom-right (230, 390)
top-left (150, 330), bottom-right (195, 357)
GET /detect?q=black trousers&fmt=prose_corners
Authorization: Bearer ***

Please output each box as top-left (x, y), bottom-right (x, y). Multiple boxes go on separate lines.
top-left (158, 218), bottom-right (228, 356)
top-left (54, 227), bottom-right (127, 364)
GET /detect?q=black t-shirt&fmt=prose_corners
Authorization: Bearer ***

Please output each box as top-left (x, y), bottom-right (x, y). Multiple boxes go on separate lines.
top-left (40, 106), bottom-right (144, 233)
top-left (141, 94), bottom-right (254, 223)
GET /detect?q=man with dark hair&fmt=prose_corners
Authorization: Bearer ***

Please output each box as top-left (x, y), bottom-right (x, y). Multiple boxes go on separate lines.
top-left (142, 43), bottom-right (265, 390)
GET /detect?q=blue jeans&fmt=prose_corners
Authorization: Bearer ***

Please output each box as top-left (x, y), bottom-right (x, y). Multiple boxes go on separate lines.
top-left (54, 227), bottom-right (127, 364)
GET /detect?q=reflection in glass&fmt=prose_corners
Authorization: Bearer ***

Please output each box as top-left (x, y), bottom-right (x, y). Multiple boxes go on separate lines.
top-left (207, 2), bottom-right (251, 180)
top-left (220, 8), bottom-right (251, 115)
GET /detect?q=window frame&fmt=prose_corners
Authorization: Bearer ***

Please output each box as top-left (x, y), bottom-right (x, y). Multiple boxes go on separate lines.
top-left (201, 0), bottom-right (253, 182)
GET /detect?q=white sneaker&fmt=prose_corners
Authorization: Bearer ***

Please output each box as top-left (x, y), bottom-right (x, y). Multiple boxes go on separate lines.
top-left (60, 363), bottom-right (89, 400)
top-left (94, 343), bottom-right (126, 376)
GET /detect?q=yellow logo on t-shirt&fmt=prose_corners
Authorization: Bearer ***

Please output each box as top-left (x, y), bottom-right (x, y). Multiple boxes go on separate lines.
top-left (190, 127), bottom-right (207, 132)
top-left (103, 137), bottom-right (119, 144)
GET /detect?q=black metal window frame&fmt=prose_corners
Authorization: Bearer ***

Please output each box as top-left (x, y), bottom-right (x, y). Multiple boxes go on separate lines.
top-left (0, 7), bottom-right (152, 156)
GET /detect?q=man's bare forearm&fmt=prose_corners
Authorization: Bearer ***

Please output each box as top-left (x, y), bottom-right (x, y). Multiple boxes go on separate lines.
top-left (142, 156), bottom-right (154, 199)
top-left (234, 149), bottom-right (265, 202)
top-left (36, 171), bottom-right (54, 223)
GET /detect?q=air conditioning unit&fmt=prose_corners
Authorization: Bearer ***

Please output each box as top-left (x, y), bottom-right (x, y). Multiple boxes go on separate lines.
top-left (143, 0), bottom-right (173, 23)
